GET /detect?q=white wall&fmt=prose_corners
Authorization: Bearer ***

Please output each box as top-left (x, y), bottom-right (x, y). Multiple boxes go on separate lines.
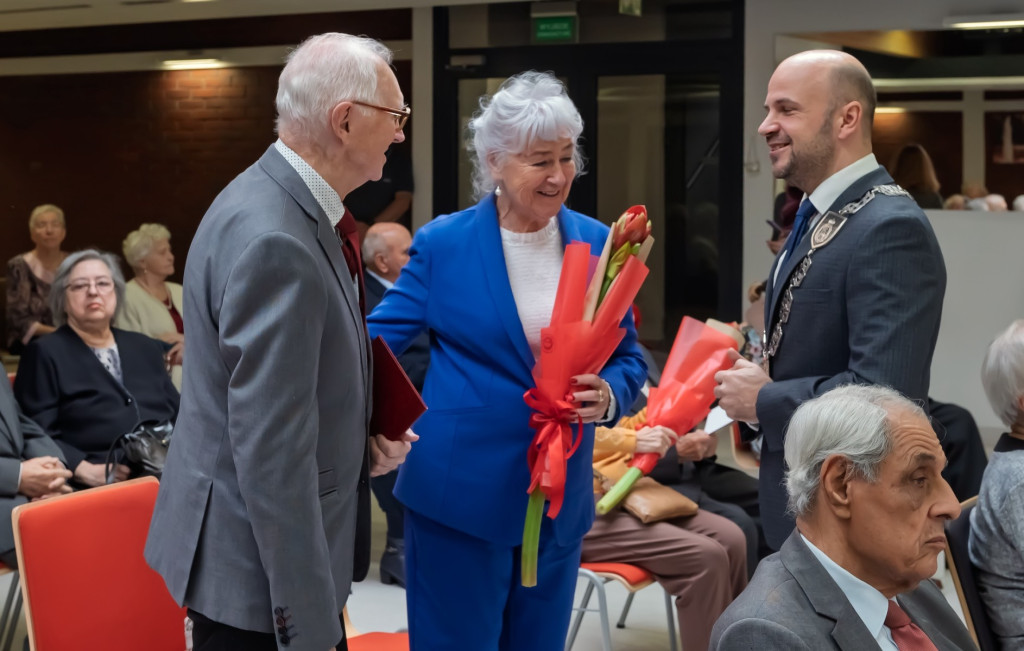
top-left (744, 1), bottom-right (1024, 430)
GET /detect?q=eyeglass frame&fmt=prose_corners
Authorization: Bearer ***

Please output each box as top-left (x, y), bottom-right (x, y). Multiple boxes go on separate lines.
top-left (350, 100), bottom-right (411, 130)
top-left (66, 277), bottom-right (116, 294)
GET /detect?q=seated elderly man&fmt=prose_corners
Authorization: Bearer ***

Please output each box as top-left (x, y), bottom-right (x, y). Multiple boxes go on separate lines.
top-left (0, 377), bottom-right (71, 565)
top-left (970, 319), bottom-right (1024, 648)
top-left (711, 384), bottom-right (974, 651)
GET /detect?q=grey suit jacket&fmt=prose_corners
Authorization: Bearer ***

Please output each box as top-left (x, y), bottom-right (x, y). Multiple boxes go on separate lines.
top-left (710, 532), bottom-right (977, 650)
top-left (145, 145), bottom-right (370, 650)
top-left (0, 378), bottom-right (65, 560)
top-left (757, 166), bottom-right (946, 548)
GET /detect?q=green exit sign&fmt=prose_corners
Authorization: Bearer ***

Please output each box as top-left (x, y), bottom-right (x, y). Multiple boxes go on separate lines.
top-left (533, 15), bottom-right (577, 43)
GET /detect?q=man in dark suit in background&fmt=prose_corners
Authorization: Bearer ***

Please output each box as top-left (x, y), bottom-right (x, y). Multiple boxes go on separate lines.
top-left (715, 50), bottom-right (946, 550)
top-left (361, 222), bottom-right (429, 587)
top-left (711, 385), bottom-right (973, 651)
top-left (0, 378), bottom-right (70, 566)
top-left (146, 33), bottom-right (415, 651)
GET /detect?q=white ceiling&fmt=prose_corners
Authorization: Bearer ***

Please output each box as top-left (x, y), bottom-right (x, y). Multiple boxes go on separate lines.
top-left (0, 0), bottom-right (504, 32)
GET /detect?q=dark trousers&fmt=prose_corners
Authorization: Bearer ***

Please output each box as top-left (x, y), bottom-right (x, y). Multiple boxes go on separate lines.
top-left (188, 609), bottom-right (348, 651)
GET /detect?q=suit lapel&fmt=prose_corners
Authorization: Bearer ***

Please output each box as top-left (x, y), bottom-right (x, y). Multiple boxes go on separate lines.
top-left (780, 533), bottom-right (880, 651)
top-left (897, 593), bottom-right (960, 651)
top-left (257, 146), bottom-right (369, 384)
top-left (475, 196), bottom-right (537, 373)
top-left (766, 166), bottom-right (893, 333)
top-left (0, 386), bottom-right (18, 447)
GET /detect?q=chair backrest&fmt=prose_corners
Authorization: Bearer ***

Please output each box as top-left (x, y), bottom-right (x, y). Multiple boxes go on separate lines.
top-left (945, 496), bottom-right (998, 651)
top-left (13, 477), bottom-right (186, 651)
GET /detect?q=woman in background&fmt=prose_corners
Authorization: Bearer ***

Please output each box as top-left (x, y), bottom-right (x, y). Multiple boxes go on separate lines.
top-left (889, 142), bottom-right (942, 209)
top-left (117, 223), bottom-right (184, 389)
top-left (6, 204), bottom-right (68, 353)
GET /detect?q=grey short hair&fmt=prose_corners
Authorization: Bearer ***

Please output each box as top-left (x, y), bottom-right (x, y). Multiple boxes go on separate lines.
top-left (361, 228), bottom-right (389, 263)
top-left (981, 320), bottom-right (1024, 427)
top-left (784, 385), bottom-right (926, 519)
top-left (122, 223), bottom-right (171, 269)
top-left (276, 33), bottom-right (394, 144)
top-left (29, 204), bottom-right (65, 229)
top-left (50, 249), bottom-right (126, 327)
top-left (467, 70), bottom-right (584, 199)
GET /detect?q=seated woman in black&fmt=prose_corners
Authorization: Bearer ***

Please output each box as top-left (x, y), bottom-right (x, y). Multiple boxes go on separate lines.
top-left (14, 249), bottom-right (179, 488)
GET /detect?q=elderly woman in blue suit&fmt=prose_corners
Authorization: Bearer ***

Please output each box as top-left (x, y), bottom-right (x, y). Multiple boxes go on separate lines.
top-left (368, 71), bottom-right (646, 650)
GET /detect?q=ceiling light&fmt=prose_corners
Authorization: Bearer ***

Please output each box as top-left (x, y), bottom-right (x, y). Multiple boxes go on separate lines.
top-left (875, 107), bottom-right (907, 114)
top-left (162, 58), bottom-right (225, 70)
top-left (943, 13), bottom-right (1024, 30)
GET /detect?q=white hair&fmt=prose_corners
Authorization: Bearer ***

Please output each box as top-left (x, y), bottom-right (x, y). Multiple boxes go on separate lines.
top-left (466, 70), bottom-right (584, 199)
top-left (1012, 195), bottom-right (1024, 212)
top-left (276, 33), bottom-right (394, 144)
top-left (122, 223), bottom-right (171, 269)
top-left (981, 320), bottom-right (1024, 427)
top-left (784, 385), bottom-right (925, 519)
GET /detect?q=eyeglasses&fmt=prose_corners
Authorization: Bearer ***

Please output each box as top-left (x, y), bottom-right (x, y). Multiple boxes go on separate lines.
top-left (350, 100), bottom-right (411, 130)
top-left (66, 278), bottom-right (115, 294)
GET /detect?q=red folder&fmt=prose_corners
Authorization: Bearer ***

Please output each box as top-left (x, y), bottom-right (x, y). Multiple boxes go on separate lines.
top-left (370, 336), bottom-right (427, 441)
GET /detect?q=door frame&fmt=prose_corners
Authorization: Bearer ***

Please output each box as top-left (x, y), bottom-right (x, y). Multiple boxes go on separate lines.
top-left (431, 4), bottom-right (745, 320)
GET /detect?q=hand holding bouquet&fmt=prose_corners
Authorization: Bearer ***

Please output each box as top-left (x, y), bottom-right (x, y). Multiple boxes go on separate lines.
top-left (595, 317), bottom-right (740, 515)
top-left (521, 206), bottom-right (653, 587)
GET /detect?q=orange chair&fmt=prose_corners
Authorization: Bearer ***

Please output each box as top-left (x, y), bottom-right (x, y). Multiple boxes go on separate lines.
top-left (13, 477), bottom-right (186, 651)
top-left (565, 562), bottom-right (678, 651)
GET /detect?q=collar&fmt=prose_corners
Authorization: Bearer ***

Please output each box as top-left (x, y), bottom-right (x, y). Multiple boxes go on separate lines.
top-left (994, 432), bottom-right (1024, 453)
top-left (805, 153), bottom-right (879, 215)
top-left (274, 139), bottom-right (345, 227)
top-left (801, 533), bottom-right (891, 642)
top-left (365, 268), bottom-right (394, 290)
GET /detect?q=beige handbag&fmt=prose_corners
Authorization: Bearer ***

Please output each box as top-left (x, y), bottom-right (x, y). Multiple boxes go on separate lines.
top-left (621, 477), bottom-right (699, 524)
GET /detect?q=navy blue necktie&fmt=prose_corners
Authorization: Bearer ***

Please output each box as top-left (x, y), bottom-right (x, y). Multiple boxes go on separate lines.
top-left (782, 199), bottom-right (817, 261)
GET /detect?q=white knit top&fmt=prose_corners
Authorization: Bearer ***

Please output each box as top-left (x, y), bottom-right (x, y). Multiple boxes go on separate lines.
top-left (500, 216), bottom-right (563, 360)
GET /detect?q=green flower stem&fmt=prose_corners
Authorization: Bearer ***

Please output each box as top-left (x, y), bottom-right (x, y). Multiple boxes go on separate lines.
top-left (595, 467), bottom-right (643, 515)
top-left (521, 489), bottom-right (545, 587)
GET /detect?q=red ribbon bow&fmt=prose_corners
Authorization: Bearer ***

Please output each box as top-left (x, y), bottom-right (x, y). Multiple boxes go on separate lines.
top-left (523, 388), bottom-right (584, 519)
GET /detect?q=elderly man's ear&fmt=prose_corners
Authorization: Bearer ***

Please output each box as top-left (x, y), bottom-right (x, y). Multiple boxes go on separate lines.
top-left (819, 454), bottom-right (855, 520)
top-left (330, 102), bottom-right (353, 140)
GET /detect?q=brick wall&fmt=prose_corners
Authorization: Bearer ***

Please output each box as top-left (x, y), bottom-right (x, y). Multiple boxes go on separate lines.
top-left (0, 59), bottom-right (412, 282)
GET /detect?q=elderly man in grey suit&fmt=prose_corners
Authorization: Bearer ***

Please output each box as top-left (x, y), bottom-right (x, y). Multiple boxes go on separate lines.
top-left (715, 50), bottom-right (946, 550)
top-left (145, 33), bottom-right (415, 651)
top-left (711, 385), bottom-right (974, 651)
top-left (0, 377), bottom-right (71, 565)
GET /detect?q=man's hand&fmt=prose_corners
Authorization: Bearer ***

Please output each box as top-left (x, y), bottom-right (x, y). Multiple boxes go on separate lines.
top-left (18, 456), bottom-right (72, 498)
top-left (676, 429), bottom-right (718, 462)
top-left (634, 426), bottom-right (678, 457)
top-left (369, 430), bottom-right (419, 477)
top-left (714, 349), bottom-right (771, 423)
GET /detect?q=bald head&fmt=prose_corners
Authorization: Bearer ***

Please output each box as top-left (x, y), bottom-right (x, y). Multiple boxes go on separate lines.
top-left (780, 50), bottom-right (876, 136)
top-left (759, 50), bottom-right (875, 193)
top-left (362, 222), bottom-right (412, 282)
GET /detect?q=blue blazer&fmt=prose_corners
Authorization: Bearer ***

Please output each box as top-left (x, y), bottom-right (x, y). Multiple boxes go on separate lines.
top-left (367, 195), bottom-right (646, 547)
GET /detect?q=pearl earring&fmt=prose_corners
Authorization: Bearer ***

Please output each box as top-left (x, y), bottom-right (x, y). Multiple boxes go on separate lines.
top-left (495, 186), bottom-right (502, 197)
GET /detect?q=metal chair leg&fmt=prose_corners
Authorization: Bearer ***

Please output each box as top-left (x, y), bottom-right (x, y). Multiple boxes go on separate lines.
top-left (565, 579), bottom-right (595, 651)
top-left (1, 586), bottom-right (20, 651)
top-left (615, 592), bottom-right (636, 629)
top-left (0, 572), bottom-right (17, 651)
top-left (664, 588), bottom-right (678, 651)
top-left (592, 579), bottom-right (612, 651)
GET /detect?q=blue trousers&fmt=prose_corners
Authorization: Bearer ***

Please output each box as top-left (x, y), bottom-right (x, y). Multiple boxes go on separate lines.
top-left (405, 507), bottom-right (582, 651)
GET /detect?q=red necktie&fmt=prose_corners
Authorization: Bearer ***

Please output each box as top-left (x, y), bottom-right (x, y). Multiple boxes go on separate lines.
top-left (335, 209), bottom-right (366, 317)
top-left (885, 600), bottom-right (938, 651)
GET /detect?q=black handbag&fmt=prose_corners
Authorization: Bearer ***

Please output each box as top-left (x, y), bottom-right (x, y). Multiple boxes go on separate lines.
top-left (104, 420), bottom-right (173, 482)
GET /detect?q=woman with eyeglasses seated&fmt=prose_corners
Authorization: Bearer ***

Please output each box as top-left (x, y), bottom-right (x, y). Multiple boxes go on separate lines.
top-left (13, 249), bottom-right (179, 489)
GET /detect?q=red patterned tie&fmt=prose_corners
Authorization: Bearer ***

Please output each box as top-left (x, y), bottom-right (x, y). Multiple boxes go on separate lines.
top-left (335, 209), bottom-right (366, 317)
top-left (885, 600), bottom-right (938, 651)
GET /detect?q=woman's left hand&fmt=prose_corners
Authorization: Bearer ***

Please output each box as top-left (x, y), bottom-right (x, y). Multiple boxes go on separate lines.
top-left (571, 374), bottom-right (612, 424)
